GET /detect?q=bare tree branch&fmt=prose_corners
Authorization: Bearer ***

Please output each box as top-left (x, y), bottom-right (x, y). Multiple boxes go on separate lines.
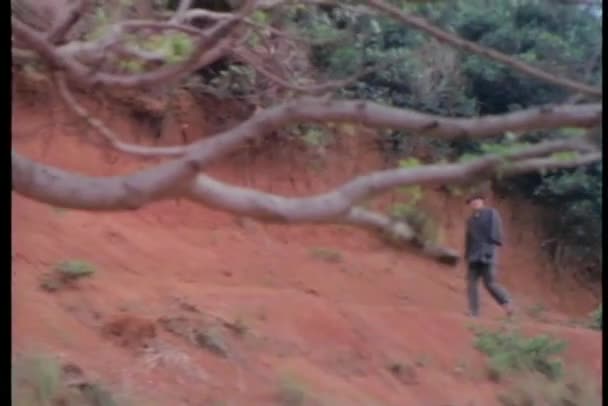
top-left (342, 207), bottom-right (460, 265)
top-left (499, 152), bottom-right (602, 176)
top-left (366, 0), bottom-right (602, 97)
top-left (50, 70), bottom-right (602, 166)
top-left (54, 72), bottom-right (188, 157)
top-left (12, 141), bottom-right (600, 264)
top-left (50, 81), bottom-right (602, 161)
top-left (46, 0), bottom-right (85, 44)
top-left (13, 137), bottom-right (598, 214)
top-left (170, 0), bottom-right (194, 23)
top-left (11, 149), bottom-right (206, 210)
top-left (179, 8), bottom-right (234, 22)
top-left (182, 141), bottom-right (597, 222)
top-left (185, 99), bottom-right (600, 168)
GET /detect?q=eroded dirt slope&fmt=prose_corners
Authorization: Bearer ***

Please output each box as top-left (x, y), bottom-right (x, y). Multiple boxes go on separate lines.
top-left (12, 87), bottom-right (602, 405)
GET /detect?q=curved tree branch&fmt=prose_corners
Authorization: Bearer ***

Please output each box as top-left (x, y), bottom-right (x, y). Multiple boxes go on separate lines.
top-left (11, 150), bottom-right (204, 211)
top-left (342, 207), bottom-right (460, 265)
top-left (12, 143), bottom-right (600, 264)
top-left (174, 98), bottom-right (601, 169)
top-left (57, 72), bottom-right (603, 161)
top-left (182, 143), bottom-right (598, 222)
top-left (51, 81), bottom-right (602, 161)
top-left (46, 0), bottom-right (85, 44)
top-left (54, 72), bottom-right (188, 157)
top-left (170, 0), bottom-right (194, 23)
top-left (13, 138), bottom-right (599, 214)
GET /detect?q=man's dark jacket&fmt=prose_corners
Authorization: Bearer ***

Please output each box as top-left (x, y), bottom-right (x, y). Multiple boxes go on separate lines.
top-left (465, 207), bottom-right (503, 264)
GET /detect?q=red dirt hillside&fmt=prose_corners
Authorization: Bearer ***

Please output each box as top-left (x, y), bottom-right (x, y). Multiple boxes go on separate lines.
top-left (12, 84), bottom-right (602, 405)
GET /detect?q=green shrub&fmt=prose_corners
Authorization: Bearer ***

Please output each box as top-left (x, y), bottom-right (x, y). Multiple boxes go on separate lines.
top-left (54, 260), bottom-right (96, 280)
top-left (41, 260), bottom-right (97, 292)
top-left (12, 354), bottom-right (63, 404)
top-left (277, 374), bottom-right (309, 406)
top-left (12, 354), bottom-right (129, 406)
top-left (473, 327), bottom-right (566, 381)
top-left (309, 247), bottom-right (343, 263)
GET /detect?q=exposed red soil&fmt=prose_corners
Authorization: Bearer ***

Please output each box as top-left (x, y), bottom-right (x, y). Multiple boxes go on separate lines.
top-left (12, 84), bottom-right (602, 405)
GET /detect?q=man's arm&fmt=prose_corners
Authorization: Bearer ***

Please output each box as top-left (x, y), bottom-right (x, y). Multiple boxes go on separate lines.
top-left (489, 209), bottom-right (503, 246)
top-left (464, 216), bottom-right (471, 260)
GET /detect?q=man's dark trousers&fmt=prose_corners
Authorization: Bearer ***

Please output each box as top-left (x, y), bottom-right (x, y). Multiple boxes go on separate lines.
top-left (467, 261), bottom-right (510, 317)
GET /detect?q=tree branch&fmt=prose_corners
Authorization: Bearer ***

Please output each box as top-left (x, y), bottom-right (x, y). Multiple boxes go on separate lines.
top-left (182, 141), bottom-right (597, 222)
top-left (170, 0), bottom-right (194, 23)
top-left (54, 72), bottom-right (188, 157)
top-left (499, 152), bottom-right (601, 176)
top-left (12, 142), bottom-right (599, 264)
top-left (13, 137), bottom-right (599, 214)
top-left (51, 79), bottom-right (602, 162)
top-left (46, 0), bottom-right (85, 44)
top-left (342, 207), bottom-right (460, 265)
top-left (180, 98), bottom-right (600, 169)
top-left (366, 0), bottom-right (602, 97)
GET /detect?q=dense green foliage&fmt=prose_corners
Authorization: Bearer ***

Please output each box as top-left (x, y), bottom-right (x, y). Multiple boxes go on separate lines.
top-left (296, 0), bottom-right (602, 276)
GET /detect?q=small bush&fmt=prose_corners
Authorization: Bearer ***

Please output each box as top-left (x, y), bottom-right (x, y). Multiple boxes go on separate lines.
top-left (473, 327), bottom-right (566, 381)
top-left (309, 247), bottom-right (343, 263)
top-left (54, 260), bottom-right (96, 280)
top-left (40, 260), bottom-right (97, 292)
top-left (277, 374), bottom-right (309, 406)
top-left (589, 304), bottom-right (602, 330)
top-left (12, 354), bottom-right (63, 404)
top-left (498, 370), bottom-right (601, 406)
top-left (12, 354), bottom-right (128, 406)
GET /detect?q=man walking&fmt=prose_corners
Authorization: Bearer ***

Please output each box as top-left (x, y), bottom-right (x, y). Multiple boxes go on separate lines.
top-left (464, 194), bottom-right (514, 317)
